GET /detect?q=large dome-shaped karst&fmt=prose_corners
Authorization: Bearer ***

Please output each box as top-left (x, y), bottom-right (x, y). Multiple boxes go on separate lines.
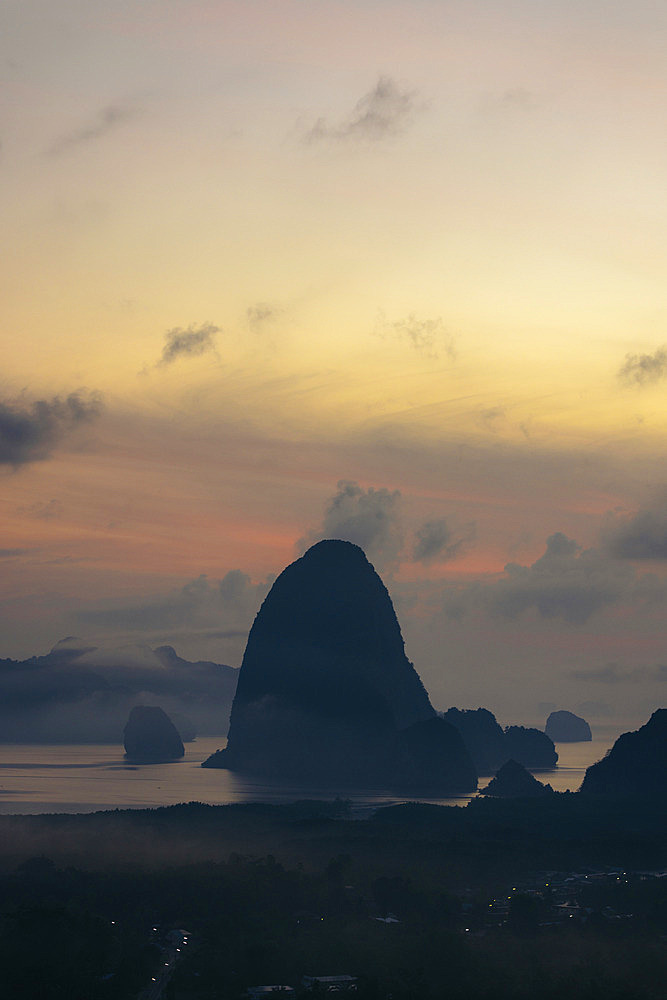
top-left (203, 540), bottom-right (475, 790)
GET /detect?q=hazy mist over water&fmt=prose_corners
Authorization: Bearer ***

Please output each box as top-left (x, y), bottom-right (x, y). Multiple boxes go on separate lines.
top-left (0, 730), bottom-right (621, 816)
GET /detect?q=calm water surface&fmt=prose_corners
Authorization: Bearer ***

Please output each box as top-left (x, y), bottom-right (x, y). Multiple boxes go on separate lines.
top-left (0, 730), bottom-right (620, 816)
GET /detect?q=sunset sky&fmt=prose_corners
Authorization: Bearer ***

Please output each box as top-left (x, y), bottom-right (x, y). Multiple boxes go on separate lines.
top-left (2, 0), bottom-right (667, 726)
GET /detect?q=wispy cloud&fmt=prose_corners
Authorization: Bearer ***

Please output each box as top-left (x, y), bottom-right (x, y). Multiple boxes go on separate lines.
top-left (17, 499), bottom-right (63, 520)
top-left (246, 303), bottom-right (282, 333)
top-left (569, 663), bottom-right (667, 684)
top-left (375, 311), bottom-right (455, 360)
top-left (618, 346), bottom-right (667, 387)
top-left (0, 391), bottom-right (103, 468)
top-left (47, 103), bottom-right (139, 156)
top-left (304, 76), bottom-right (420, 143)
top-left (481, 87), bottom-right (540, 114)
top-left (157, 323), bottom-right (220, 367)
top-left (413, 518), bottom-right (475, 564)
top-left (479, 406), bottom-right (506, 430)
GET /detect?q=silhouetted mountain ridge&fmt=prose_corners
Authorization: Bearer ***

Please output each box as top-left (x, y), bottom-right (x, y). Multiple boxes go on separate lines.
top-left (0, 640), bottom-right (238, 742)
top-left (581, 709), bottom-right (666, 795)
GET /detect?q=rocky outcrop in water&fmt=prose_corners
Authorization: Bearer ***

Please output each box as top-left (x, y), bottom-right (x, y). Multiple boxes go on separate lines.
top-left (440, 708), bottom-right (507, 774)
top-left (504, 725), bottom-right (558, 769)
top-left (482, 759), bottom-right (554, 798)
top-left (580, 709), bottom-right (666, 796)
top-left (203, 540), bottom-right (476, 791)
top-left (123, 705), bottom-right (185, 762)
top-left (441, 709), bottom-right (558, 773)
top-left (545, 710), bottom-right (592, 743)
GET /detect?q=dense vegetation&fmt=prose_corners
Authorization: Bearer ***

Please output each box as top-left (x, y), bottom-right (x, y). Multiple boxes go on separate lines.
top-left (0, 794), bottom-right (665, 999)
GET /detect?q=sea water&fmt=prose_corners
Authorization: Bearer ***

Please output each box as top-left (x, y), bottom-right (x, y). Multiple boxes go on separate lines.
top-left (0, 728), bottom-right (621, 816)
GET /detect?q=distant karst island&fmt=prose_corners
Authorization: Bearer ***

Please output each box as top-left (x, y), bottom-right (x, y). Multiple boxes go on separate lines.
top-left (441, 706), bottom-right (558, 773)
top-left (203, 539), bottom-right (477, 791)
top-left (545, 709), bottom-right (592, 743)
top-left (123, 705), bottom-right (185, 763)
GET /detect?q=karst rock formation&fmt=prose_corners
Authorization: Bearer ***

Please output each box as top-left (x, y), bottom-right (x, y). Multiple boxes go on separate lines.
top-left (545, 710), bottom-right (592, 743)
top-left (203, 540), bottom-right (476, 791)
top-left (482, 759), bottom-right (554, 798)
top-left (123, 705), bottom-right (185, 762)
top-left (580, 709), bottom-right (666, 796)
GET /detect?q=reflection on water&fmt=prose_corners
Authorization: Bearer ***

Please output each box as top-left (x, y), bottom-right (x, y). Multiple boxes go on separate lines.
top-left (0, 729), bottom-right (621, 816)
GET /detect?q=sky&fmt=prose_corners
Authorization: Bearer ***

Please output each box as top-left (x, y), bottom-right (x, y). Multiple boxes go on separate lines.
top-left (2, 0), bottom-right (667, 728)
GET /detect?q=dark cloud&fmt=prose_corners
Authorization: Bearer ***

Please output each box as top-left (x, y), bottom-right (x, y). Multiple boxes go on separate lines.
top-left (47, 104), bottom-right (138, 156)
top-left (0, 549), bottom-right (28, 558)
top-left (0, 391), bottom-right (103, 468)
top-left (569, 663), bottom-right (667, 684)
top-left (413, 518), bottom-right (475, 564)
top-left (305, 76), bottom-right (419, 143)
top-left (300, 480), bottom-right (403, 568)
top-left (618, 346), bottom-right (667, 386)
top-left (606, 505), bottom-right (667, 560)
top-left (375, 311), bottom-right (455, 360)
top-left (157, 323), bottom-right (219, 366)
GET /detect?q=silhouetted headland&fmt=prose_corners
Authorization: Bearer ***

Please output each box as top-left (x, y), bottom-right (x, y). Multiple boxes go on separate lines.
top-left (482, 758), bottom-right (554, 797)
top-left (203, 539), bottom-right (476, 791)
top-left (123, 705), bottom-right (185, 762)
top-left (580, 708), bottom-right (666, 796)
top-left (545, 709), bottom-right (592, 742)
